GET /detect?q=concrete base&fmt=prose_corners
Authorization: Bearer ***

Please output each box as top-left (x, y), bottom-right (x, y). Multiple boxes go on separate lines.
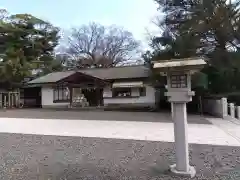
top-left (169, 164), bottom-right (196, 178)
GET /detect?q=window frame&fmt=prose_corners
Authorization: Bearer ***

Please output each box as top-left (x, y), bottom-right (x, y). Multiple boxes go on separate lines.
top-left (139, 87), bottom-right (146, 97)
top-left (112, 87), bottom-right (132, 98)
top-left (170, 74), bottom-right (187, 88)
top-left (53, 85), bottom-right (70, 103)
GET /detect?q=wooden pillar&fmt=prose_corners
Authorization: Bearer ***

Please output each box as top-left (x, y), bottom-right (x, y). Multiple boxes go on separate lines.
top-left (9, 93), bottom-right (11, 108)
top-left (98, 87), bottom-right (101, 107)
top-left (8, 92), bottom-right (10, 108)
top-left (18, 92), bottom-right (20, 107)
top-left (100, 87), bottom-right (104, 106)
top-left (11, 93), bottom-right (14, 108)
top-left (4, 95), bottom-right (7, 108)
top-left (70, 86), bottom-right (73, 108)
top-left (16, 93), bottom-right (18, 108)
top-left (15, 92), bottom-right (18, 107)
top-left (13, 93), bottom-right (16, 107)
top-left (237, 106), bottom-right (240, 120)
top-left (229, 103), bottom-right (235, 118)
top-left (0, 92), bottom-right (2, 108)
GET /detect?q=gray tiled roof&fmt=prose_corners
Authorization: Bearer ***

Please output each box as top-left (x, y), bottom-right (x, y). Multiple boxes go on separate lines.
top-left (28, 65), bottom-right (150, 84)
top-left (81, 65), bottom-right (149, 80)
top-left (28, 71), bottom-right (76, 84)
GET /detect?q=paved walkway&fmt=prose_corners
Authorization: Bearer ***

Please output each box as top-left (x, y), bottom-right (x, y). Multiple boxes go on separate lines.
top-left (207, 117), bottom-right (240, 143)
top-left (0, 116), bottom-right (239, 146)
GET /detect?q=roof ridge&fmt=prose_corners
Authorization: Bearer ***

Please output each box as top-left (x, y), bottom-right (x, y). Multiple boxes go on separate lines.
top-left (78, 64), bottom-right (147, 71)
top-left (27, 65), bottom-right (150, 84)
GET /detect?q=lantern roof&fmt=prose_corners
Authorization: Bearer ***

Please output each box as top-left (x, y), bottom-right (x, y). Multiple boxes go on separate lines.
top-left (153, 57), bottom-right (206, 72)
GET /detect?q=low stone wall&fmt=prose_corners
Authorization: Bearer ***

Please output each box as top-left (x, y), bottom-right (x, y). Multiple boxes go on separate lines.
top-left (203, 97), bottom-right (228, 118)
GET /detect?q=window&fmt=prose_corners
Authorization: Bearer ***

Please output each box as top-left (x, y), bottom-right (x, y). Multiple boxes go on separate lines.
top-left (112, 88), bottom-right (131, 97)
top-left (139, 87), bottom-right (146, 96)
top-left (170, 74), bottom-right (187, 88)
top-left (53, 86), bottom-right (70, 102)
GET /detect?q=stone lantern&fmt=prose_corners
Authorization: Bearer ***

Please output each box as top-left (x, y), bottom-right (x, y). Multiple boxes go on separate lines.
top-left (153, 57), bottom-right (206, 178)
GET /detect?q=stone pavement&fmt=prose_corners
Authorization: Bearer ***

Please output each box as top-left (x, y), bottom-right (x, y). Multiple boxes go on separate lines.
top-left (207, 117), bottom-right (240, 143)
top-left (0, 116), bottom-right (239, 147)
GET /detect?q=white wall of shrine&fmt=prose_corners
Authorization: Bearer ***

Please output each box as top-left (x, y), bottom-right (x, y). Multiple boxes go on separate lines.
top-left (41, 84), bottom-right (157, 108)
top-left (103, 85), bottom-right (156, 108)
top-left (41, 87), bottom-right (69, 108)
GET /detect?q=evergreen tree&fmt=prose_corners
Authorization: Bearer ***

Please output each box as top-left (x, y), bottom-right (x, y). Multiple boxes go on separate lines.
top-left (0, 10), bottom-right (61, 88)
top-left (146, 0), bottom-right (240, 93)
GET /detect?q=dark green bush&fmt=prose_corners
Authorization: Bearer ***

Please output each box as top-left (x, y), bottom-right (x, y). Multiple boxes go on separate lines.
top-left (226, 93), bottom-right (240, 106)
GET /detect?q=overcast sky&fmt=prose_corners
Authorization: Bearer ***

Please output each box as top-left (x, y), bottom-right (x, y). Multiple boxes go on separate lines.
top-left (1, 0), bottom-right (160, 47)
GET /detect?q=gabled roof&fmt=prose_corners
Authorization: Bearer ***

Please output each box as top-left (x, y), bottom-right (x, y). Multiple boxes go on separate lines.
top-left (28, 71), bottom-right (76, 84)
top-left (28, 65), bottom-right (150, 84)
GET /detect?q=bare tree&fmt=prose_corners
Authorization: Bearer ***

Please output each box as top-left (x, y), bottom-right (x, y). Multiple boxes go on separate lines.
top-left (65, 22), bottom-right (140, 68)
top-left (0, 9), bottom-right (8, 21)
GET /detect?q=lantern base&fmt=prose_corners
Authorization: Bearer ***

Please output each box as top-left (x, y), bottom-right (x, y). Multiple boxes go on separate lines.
top-left (169, 164), bottom-right (196, 178)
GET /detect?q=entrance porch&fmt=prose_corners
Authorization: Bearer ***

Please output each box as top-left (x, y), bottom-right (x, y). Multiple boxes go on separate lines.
top-left (47, 71), bottom-right (107, 108)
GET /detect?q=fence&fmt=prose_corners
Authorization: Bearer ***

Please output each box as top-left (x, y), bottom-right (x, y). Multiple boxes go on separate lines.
top-left (203, 97), bottom-right (228, 118)
top-left (203, 96), bottom-right (240, 120)
top-left (227, 103), bottom-right (240, 120)
top-left (0, 91), bottom-right (21, 108)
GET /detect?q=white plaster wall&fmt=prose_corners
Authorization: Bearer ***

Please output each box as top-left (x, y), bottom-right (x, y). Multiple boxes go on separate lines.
top-left (41, 85), bottom-right (156, 108)
top-left (131, 88), bottom-right (140, 96)
top-left (41, 87), bottom-right (69, 107)
top-left (103, 85), bottom-right (156, 106)
top-left (103, 86), bottom-right (112, 98)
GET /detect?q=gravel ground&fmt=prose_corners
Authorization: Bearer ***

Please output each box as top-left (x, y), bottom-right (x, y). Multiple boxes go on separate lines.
top-left (0, 133), bottom-right (239, 180)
